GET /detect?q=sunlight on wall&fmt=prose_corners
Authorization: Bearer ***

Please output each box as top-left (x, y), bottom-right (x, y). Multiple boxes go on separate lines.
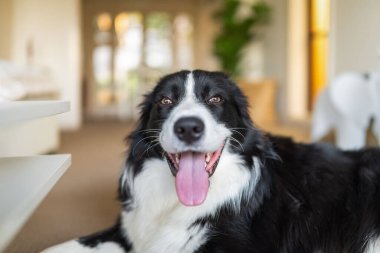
top-left (287, 0), bottom-right (308, 120)
top-left (0, 0), bottom-right (12, 60)
top-left (310, 0), bottom-right (330, 106)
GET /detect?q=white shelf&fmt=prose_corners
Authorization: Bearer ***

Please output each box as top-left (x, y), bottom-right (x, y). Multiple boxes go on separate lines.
top-left (0, 155), bottom-right (71, 252)
top-left (0, 100), bottom-right (70, 125)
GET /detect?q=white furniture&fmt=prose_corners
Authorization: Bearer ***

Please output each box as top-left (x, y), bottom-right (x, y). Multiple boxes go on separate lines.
top-left (0, 100), bottom-right (71, 252)
top-left (0, 101), bottom-right (69, 157)
top-left (312, 72), bottom-right (380, 149)
top-left (0, 101), bottom-right (69, 125)
top-left (0, 62), bottom-right (61, 157)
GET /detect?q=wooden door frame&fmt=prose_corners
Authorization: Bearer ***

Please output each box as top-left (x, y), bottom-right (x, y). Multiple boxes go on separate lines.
top-left (307, 0), bottom-right (332, 110)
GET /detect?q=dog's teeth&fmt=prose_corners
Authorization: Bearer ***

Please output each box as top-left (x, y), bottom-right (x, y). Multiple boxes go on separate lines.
top-left (175, 154), bottom-right (180, 164)
top-left (206, 153), bottom-right (211, 163)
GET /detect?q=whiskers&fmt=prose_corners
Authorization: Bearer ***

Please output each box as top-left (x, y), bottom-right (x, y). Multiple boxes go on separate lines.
top-left (228, 128), bottom-right (247, 152)
top-left (142, 139), bottom-right (161, 156)
top-left (132, 129), bottom-right (162, 157)
top-left (227, 136), bottom-right (245, 152)
top-left (135, 129), bottom-right (161, 134)
top-left (132, 127), bottom-right (248, 156)
top-left (230, 128), bottom-right (246, 138)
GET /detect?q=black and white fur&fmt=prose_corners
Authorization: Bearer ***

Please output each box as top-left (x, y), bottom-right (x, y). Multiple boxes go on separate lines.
top-left (43, 70), bottom-right (380, 253)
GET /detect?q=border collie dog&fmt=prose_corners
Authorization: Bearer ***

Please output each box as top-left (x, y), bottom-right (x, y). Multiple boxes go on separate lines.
top-left (43, 70), bottom-right (380, 253)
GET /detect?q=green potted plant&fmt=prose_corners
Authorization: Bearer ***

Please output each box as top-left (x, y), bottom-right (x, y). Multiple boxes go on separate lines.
top-left (214, 1), bottom-right (276, 126)
top-left (213, 0), bottom-right (271, 77)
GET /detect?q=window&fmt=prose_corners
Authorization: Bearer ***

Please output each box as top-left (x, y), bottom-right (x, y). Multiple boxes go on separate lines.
top-left (174, 14), bottom-right (194, 69)
top-left (93, 13), bottom-right (113, 105)
top-left (145, 12), bottom-right (173, 69)
top-left (89, 11), bottom-right (194, 119)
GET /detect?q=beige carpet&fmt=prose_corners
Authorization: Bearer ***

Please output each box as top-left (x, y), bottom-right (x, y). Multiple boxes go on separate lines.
top-left (6, 121), bottom-right (133, 253)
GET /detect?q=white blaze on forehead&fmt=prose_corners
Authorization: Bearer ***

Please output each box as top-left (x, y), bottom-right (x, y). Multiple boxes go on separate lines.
top-left (184, 72), bottom-right (196, 101)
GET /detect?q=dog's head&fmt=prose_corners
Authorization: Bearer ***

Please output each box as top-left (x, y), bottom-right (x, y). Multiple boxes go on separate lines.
top-left (130, 70), bottom-right (255, 206)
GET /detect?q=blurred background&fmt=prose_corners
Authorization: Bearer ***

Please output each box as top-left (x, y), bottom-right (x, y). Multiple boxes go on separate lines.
top-left (0, 0), bottom-right (379, 251)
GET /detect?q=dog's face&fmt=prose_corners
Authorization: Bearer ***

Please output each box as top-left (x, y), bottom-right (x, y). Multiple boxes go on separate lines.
top-left (136, 70), bottom-right (252, 206)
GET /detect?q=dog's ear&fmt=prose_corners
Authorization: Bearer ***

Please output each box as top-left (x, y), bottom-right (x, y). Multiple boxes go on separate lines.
top-left (137, 92), bottom-right (155, 131)
top-left (125, 91), bottom-right (154, 148)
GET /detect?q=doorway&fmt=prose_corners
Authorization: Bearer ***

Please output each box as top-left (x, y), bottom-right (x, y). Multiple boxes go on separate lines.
top-left (82, 1), bottom-right (195, 120)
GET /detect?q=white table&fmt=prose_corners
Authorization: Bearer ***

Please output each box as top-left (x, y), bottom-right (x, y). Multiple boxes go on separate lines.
top-left (0, 100), bottom-right (71, 252)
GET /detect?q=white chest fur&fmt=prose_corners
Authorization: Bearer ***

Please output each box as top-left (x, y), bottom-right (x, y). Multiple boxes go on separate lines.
top-left (121, 150), bottom-right (258, 253)
top-left (365, 238), bottom-right (380, 253)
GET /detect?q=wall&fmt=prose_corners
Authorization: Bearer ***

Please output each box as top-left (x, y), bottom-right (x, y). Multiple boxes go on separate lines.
top-left (331, 0), bottom-right (380, 75)
top-left (0, 0), bottom-right (13, 60)
top-left (194, 0), bottom-right (221, 71)
top-left (286, 0), bottom-right (308, 120)
top-left (11, 0), bottom-right (82, 130)
top-left (262, 0), bottom-right (288, 121)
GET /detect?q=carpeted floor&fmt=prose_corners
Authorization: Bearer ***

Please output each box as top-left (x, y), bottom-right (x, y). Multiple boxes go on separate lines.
top-left (6, 121), bottom-right (134, 253)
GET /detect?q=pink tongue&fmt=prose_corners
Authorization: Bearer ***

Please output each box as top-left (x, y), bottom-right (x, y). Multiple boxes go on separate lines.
top-left (175, 152), bottom-right (209, 206)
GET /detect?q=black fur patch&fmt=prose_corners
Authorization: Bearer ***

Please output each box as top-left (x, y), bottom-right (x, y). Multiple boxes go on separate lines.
top-left (78, 218), bottom-right (133, 251)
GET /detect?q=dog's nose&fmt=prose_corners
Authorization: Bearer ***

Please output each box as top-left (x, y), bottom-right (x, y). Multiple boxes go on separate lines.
top-left (174, 117), bottom-right (204, 144)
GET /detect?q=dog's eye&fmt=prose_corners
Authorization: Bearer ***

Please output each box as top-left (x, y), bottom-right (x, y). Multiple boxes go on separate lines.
top-left (160, 97), bottom-right (173, 105)
top-left (207, 96), bottom-right (223, 104)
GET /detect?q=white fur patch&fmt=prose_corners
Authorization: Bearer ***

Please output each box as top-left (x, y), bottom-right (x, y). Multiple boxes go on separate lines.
top-left (120, 165), bottom-right (136, 209)
top-left (160, 72), bottom-right (231, 153)
top-left (365, 238), bottom-right (380, 253)
top-left (41, 240), bottom-right (125, 253)
top-left (121, 149), bottom-right (261, 253)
